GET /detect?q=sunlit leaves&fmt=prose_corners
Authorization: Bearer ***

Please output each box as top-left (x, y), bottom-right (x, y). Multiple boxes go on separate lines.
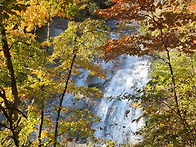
top-left (19, 0), bottom-right (49, 31)
top-left (95, 0), bottom-right (196, 60)
top-left (189, 2), bottom-right (196, 13)
top-left (134, 53), bottom-right (196, 146)
top-left (58, 108), bottom-right (100, 143)
top-left (0, 0), bottom-right (27, 21)
top-left (94, 0), bottom-right (196, 146)
top-left (0, 0), bottom-right (113, 146)
top-left (52, 18), bottom-right (109, 80)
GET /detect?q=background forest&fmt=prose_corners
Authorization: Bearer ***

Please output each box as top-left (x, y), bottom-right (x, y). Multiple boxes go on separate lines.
top-left (0, 0), bottom-right (196, 146)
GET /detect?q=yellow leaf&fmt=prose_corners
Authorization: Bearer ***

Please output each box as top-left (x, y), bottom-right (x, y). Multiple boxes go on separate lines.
top-left (41, 40), bottom-right (51, 48)
top-left (26, 25), bottom-right (34, 32)
top-left (80, 4), bottom-right (87, 9)
top-left (130, 102), bottom-right (136, 107)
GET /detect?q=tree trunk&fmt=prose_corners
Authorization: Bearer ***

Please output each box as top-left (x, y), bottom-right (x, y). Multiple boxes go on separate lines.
top-left (0, 23), bottom-right (19, 121)
top-left (38, 100), bottom-right (44, 147)
top-left (0, 21), bottom-right (19, 146)
top-left (53, 48), bottom-right (77, 147)
top-left (47, 13), bottom-right (50, 53)
top-left (159, 26), bottom-right (194, 145)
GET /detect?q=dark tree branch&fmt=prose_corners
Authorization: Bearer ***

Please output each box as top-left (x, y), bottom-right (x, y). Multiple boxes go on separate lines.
top-left (0, 23), bottom-right (19, 122)
top-left (0, 86), bottom-right (27, 119)
top-left (150, 12), bottom-right (194, 144)
top-left (0, 123), bottom-right (10, 129)
top-left (0, 105), bottom-right (19, 147)
top-left (38, 98), bottom-right (44, 147)
top-left (53, 37), bottom-right (78, 147)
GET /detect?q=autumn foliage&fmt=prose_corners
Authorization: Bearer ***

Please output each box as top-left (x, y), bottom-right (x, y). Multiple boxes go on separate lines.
top-left (95, 0), bottom-right (196, 60)
top-left (0, 0), bottom-right (108, 146)
top-left (0, 0), bottom-right (196, 146)
top-left (96, 0), bottom-right (196, 146)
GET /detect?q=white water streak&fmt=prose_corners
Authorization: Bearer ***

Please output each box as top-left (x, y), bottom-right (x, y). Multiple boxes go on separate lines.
top-left (93, 55), bottom-right (150, 145)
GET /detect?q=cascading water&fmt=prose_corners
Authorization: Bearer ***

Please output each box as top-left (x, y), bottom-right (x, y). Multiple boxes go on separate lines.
top-left (91, 55), bottom-right (150, 145)
top-left (87, 20), bottom-right (150, 145)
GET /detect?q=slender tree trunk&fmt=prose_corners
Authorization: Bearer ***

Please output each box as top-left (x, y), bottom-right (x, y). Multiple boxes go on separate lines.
top-left (151, 13), bottom-right (194, 143)
top-left (165, 51), bottom-right (181, 115)
top-left (0, 22), bottom-right (19, 121)
top-left (53, 49), bottom-right (77, 147)
top-left (158, 24), bottom-right (182, 118)
top-left (159, 27), bottom-right (194, 145)
top-left (0, 87), bottom-right (19, 147)
top-left (37, 13), bottom-right (50, 145)
top-left (0, 20), bottom-right (19, 146)
top-left (165, 50), bottom-right (194, 145)
top-left (47, 13), bottom-right (50, 53)
top-left (38, 100), bottom-right (44, 147)
top-left (34, 26), bottom-right (37, 36)
top-left (0, 105), bottom-right (19, 147)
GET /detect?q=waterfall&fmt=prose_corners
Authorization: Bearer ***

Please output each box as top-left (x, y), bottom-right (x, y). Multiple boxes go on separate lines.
top-left (91, 55), bottom-right (150, 145)
top-left (90, 20), bottom-right (150, 144)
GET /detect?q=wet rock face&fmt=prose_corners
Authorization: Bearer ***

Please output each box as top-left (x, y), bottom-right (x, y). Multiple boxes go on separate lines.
top-left (36, 17), bottom-right (69, 42)
top-left (86, 75), bottom-right (105, 87)
top-left (50, 17), bottom-right (69, 30)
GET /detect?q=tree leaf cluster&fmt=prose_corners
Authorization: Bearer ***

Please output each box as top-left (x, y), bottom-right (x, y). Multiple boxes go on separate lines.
top-left (96, 0), bottom-right (196, 146)
top-left (0, 0), bottom-right (110, 146)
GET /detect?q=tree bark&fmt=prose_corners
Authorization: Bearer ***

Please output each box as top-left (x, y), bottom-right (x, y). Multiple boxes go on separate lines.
top-left (38, 100), bottom-right (44, 147)
top-left (0, 88), bottom-right (19, 147)
top-left (0, 23), bottom-right (19, 121)
top-left (0, 21), bottom-right (19, 146)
